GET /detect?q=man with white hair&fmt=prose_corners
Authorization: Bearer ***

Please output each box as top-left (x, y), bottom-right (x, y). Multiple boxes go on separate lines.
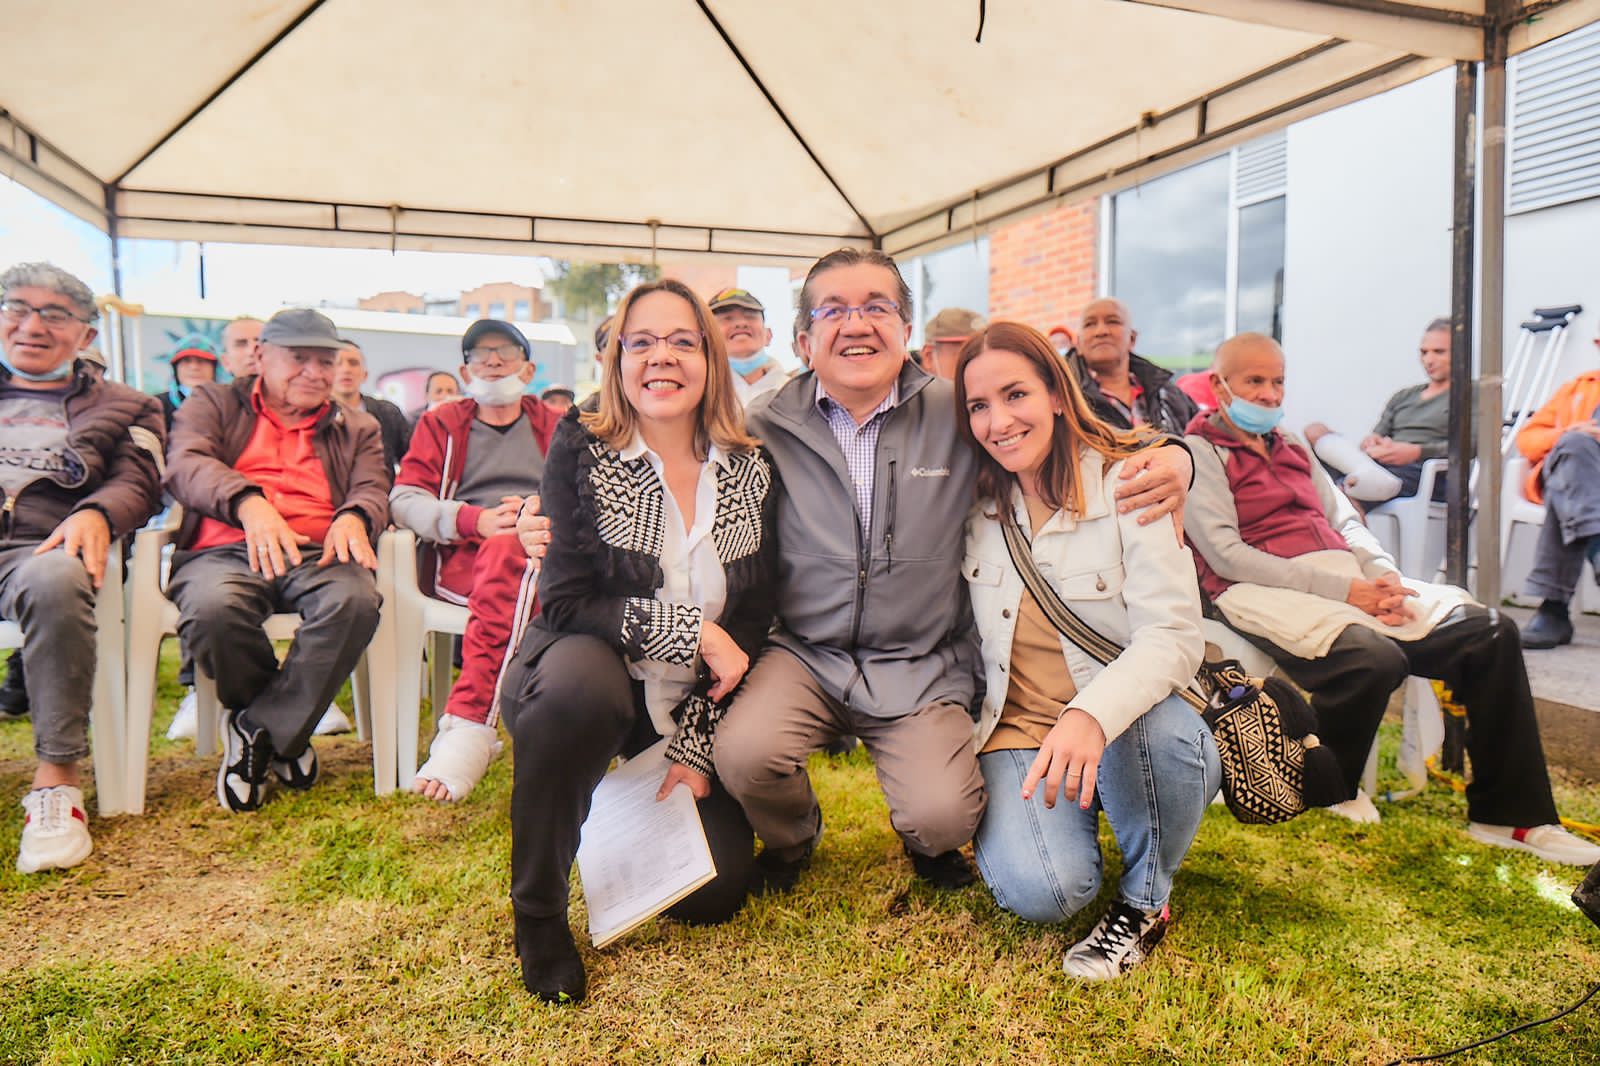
top-left (1184, 332), bottom-right (1599, 865)
top-left (0, 262), bottom-right (164, 872)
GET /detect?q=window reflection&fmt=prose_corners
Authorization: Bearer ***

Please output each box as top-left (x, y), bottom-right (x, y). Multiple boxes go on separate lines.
top-left (1237, 197), bottom-right (1286, 339)
top-left (1110, 157), bottom-right (1229, 371)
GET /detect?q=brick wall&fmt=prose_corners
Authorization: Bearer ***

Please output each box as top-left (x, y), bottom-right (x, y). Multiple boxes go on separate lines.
top-left (987, 199), bottom-right (1098, 334)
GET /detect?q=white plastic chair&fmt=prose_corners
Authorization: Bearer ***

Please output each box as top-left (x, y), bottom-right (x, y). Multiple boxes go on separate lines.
top-left (1365, 459), bottom-right (1448, 581)
top-left (380, 528), bottom-right (470, 789)
top-left (124, 524), bottom-right (397, 812)
top-left (0, 543), bottom-right (130, 816)
top-left (1201, 618), bottom-right (1440, 801)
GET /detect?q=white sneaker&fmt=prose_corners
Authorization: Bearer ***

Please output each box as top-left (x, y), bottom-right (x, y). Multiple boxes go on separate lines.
top-left (1328, 789), bottom-right (1382, 824)
top-left (313, 704), bottom-right (352, 736)
top-left (412, 715), bottom-right (502, 801)
top-left (1468, 822), bottom-right (1600, 866)
top-left (1063, 900), bottom-right (1169, 981)
top-left (166, 689), bottom-right (198, 740)
top-left (17, 785), bottom-right (93, 873)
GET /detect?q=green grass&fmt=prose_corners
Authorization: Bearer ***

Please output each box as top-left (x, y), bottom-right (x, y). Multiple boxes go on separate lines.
top-left (1, 647), bottom-right (1597, 1064)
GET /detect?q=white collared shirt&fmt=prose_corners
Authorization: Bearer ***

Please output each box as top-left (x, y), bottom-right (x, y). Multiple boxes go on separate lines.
top-left (619, 431), bottom-right (730, 734)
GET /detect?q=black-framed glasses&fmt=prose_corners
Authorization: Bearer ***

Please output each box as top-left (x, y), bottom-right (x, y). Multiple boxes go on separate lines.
top-left (1, 298), bottom-right (90, 327)
top-left (808, 300), bottom-right (900, 326)
top-left (465, 344), bottom-right (526, 366)
top-left (620, 329), bottom-right (704, 356)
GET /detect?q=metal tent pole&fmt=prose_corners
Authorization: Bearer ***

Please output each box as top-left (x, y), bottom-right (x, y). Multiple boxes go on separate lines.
top-left (1474, 6), bottom-right (1511, 606)
top-left (1446, 60), bottom-right (1477, 591)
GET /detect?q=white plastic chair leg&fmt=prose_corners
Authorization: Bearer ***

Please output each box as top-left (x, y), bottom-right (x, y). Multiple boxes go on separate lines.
top-left (194, 672), bottom-right (221, 758)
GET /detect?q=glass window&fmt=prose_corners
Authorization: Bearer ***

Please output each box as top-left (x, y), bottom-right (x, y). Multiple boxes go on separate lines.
top-left (1110, 157), bottom-right (1229, 371)
top-left (464, 303), bottom-right (480, 317)
top-left (488, 301), bottom-right (506, 319)
top-left (905, 238), bottom-right (989, 348)
top-left (513, 299), bottom-right (531, 320)
top-left (1236, 197), bottom-right (1286, 339)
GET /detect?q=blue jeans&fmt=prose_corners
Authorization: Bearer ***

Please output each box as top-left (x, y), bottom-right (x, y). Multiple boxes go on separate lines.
top-left (973, 694), bottom-right (1220, 922)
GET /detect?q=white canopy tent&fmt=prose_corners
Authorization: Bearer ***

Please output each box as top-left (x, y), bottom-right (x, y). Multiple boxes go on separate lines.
top-left (3, 0), bottom-right (1598, 594)
top-left (0, 0), bottom-right (1591, 264)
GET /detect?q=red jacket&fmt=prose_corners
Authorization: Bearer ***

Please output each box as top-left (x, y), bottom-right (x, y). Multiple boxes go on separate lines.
top-left (393, 395), bottom-right (561, 594)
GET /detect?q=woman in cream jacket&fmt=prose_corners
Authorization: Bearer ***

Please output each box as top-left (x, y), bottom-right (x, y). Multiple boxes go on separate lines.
top-left (955, 321), bottom-right (1219, 981)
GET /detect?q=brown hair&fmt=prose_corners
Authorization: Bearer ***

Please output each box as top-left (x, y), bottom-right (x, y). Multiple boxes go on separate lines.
top-left (953, 321), bottom-right (1152, 516)
top-left (581, 278), bottom-right (760, 455)
top-left (794, 248), bottom-right (914, 339)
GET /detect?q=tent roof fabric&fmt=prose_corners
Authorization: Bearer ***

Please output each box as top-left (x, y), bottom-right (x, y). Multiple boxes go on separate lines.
top-left (2, 0), bottom-right (1596, 263)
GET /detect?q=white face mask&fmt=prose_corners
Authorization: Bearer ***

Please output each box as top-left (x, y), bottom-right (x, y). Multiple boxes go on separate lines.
top-left (464, 372), bottom-right (526, 406)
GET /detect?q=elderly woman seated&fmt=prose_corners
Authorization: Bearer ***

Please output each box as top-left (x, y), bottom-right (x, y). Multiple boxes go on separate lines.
top-left (1183, 332), bottom-right (1599, 867)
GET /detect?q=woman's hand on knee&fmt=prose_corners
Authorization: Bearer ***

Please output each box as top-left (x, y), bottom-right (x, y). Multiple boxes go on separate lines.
top-left (1022, 709), bottom-right (1106, 811)
top-left (658, 762), bottom-right (712, 802)
top-left (699, 622), bottom-right (748, 701)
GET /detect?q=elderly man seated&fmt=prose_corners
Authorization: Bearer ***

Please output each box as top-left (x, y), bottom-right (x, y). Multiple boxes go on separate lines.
top-left (1183, 332), bottom-right (1599, 865)
top-left (0, 262), bottom-right (164, 872)
top-left (1512, 326), bottom-right (1600, 649)
top-left (165, 308), bottom-right (390, 813)
top-left (1069, 297), bottom-right (1198, 435)
top-left (391, 318), bottom-right (560, 802)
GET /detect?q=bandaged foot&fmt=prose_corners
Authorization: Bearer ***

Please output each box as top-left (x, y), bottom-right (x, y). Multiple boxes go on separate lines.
top-left (412, 714), bottom-right (503, 802)
top-left (1312, 432), bottom-right (1403, 502)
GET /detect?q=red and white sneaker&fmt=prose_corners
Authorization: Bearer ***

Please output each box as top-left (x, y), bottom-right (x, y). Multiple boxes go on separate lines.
top-left (17, 785), bottom-right (92, 874)
top-left (1468, 822), bottom-right (1600, 866)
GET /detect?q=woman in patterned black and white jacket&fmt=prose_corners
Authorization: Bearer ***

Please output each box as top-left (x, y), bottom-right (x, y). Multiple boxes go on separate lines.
top-left (498, 279), bottom-right (779, 1005)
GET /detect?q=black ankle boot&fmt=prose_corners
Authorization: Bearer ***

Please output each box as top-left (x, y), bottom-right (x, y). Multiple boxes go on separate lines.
top-left (514, 912), bottom-right (586, 1004)
top-left (1521, 601), bottom-right (1574, 650)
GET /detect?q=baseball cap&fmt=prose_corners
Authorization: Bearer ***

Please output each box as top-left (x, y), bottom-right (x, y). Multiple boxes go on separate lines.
top-left (461, 319), bottom-right (531, 362)
top-left (928, 307), bottom-right (985, 340)
top-left (708, 288), bottom-right (765, 314)
top-left (259, 308), bottom-right (344, 349)
top-left (924, 307), bottom-right (986, 342)
top-left (172, 346), bottom-right (218, 365)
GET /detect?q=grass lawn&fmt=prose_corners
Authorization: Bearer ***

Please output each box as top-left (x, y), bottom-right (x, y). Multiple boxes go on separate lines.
top-left (1, 648), bottom-right (1598, 1065)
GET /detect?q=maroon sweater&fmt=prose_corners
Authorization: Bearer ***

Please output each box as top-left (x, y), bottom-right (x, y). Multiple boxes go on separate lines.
top-left (1185, 413), bottom-right (1350, 601)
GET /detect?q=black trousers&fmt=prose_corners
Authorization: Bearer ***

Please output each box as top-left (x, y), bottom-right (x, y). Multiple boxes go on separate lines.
top-left (500, 632), bottom-right (755, 926)
top-left (1237, 605), bottom-right (1559, 827)
top-left (168, 544), bottom-right (381, 758)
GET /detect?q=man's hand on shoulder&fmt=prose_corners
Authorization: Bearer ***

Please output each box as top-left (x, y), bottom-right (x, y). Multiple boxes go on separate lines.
top-left (1115, 444), bottom-right (1191, 541)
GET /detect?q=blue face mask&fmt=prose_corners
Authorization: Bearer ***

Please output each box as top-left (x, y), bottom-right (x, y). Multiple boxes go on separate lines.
top-left (1224, 392), bottom-right (1285, 435)
top-left (0, 351), bottom-right (74, 382)
top-left (729, 351), bottom-right (771, 377)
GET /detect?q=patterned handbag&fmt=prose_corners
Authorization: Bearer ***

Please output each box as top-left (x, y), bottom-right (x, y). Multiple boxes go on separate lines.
top-left (997, 510), bottom-right (1345, 824)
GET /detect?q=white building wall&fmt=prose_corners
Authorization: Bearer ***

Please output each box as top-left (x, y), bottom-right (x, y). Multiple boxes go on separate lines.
top-left (1502, 198), bottom-right (1600, 391)
top-left (1280, 70), bottom-right (1455, 436)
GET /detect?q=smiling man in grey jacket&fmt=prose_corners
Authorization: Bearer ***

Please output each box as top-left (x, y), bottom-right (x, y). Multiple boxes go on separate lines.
top-left (713, 249), bottom-right (1193, 893)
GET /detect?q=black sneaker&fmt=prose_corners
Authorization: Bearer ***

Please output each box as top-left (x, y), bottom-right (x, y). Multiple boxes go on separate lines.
top-left (0, 649), bottom-right (28, 721)
top-left (514, 911), bottom-right (586, 1005)
top-left (1063, 900), bottom-right (1169, 981)
top-left (1521, 608), bottom-right (1574, 650)
top-left (270, 744), bottom-right (319, 791)
top-left (216, 709), bottom-right (273, 813)
top-left (906, 845), bottom-right (977, 890)
top-left (752, 817), bottom-right (823, 896)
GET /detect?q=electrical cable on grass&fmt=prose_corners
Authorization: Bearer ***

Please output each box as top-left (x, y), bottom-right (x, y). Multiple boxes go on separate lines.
top-left (1383, 982), bottom-right (1600, 1064)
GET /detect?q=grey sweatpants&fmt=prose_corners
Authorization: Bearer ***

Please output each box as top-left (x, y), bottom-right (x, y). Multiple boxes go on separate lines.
top-left (0, 544), bottom-right (98, 763)
top-left (168, 544), bottom-right (381, 758)
top-left (1524, 431), bottom-right (1600, 603)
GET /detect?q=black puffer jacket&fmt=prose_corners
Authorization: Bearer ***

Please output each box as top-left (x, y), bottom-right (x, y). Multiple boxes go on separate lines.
top-left (1069, 351), bottom-right (1199, 436)
top-left (512, 409), bottom-right (780, 775)
top-left (0, 360), bottom-right (165, 544)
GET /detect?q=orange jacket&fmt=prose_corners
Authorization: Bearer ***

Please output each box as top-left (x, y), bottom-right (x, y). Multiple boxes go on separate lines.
top-left (1515, 370), bottom-right (1600, 503)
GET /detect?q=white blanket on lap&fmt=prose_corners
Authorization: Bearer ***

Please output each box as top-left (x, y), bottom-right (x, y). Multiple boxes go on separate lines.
top-left (1215, 550), bottom-right (1478, 659)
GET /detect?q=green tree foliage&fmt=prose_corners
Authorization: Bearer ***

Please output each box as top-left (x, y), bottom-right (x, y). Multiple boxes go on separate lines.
top-left (544, 261), bottom-right (660, 320)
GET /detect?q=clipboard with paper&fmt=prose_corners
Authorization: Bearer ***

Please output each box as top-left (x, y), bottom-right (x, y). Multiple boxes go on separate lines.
top-left (575, 740), bottom-right (717, 948)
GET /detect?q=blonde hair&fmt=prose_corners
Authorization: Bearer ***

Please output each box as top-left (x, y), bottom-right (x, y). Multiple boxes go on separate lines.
top-left (582, 279), bottom-right (760, 455)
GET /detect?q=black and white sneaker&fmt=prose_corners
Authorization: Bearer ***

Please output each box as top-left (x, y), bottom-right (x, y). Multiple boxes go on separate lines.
top-left (270, 744), bottom-right (318, 791)
top-left (216, 709), bottom-right (273, 813)
top-left (1062, 900), bottom-right (1169, 981)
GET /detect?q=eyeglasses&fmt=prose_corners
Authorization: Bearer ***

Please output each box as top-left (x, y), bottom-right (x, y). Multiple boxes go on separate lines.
top-left (808, 300), bottom-right (900, 326)
top-left (465, 345), bottom-right (526, 366)
top-left (1, 298), bottom-right (90, 327)
top-left (620, 329), bottom-right (704, 356)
